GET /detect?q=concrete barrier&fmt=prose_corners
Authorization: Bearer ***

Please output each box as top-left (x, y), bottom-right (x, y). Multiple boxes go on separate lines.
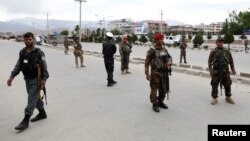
top-left (240, 72), bottom-right (250, 79)
top-left (191, 65), bottom-right (204, 71)
top-left (179, 63), bottom-right (191, 68)
top-left (172, 63), bottom-right (178, 67)
top-left (172, 67), bottom-right (186, 73)
top-left (185, 69), bottom-right (201, 76)
top-left (241, 78), bottom-right (250, 85)
top-left (201, 71), bottom-right (211, 78)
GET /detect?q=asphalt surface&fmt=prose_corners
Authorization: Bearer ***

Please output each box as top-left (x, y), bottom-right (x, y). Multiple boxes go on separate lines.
top-left (0, 40), bottom-right (250, 141)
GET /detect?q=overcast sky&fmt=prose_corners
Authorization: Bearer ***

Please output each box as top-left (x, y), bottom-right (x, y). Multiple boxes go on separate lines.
top-left (0, 0), bottom-right (249, 25)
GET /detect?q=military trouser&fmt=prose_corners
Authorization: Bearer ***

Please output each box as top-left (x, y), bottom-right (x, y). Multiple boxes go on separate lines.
top-left (24, 78), bottom-right (44, 116)
top-left (74, 49), bottom-right (83, 67)
top-left (245, 45), bottom-right (249, 51)
top-left (149, 73), bottom-right (169, 104)
top-left (64, 45), bottom-right (69, 54)
top-left (104, 57), bottom-right (114, 83)
top-left (180, 50), bottom-right (186, 63)
top-left (121, 54), bottom-right (130, 71)
top-left (210, 72), bottom-right (232, 98)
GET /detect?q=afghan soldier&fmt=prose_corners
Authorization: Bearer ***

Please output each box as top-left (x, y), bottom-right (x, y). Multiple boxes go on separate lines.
top-left (244, 37), bottom-right (249, 52)
top-left (208, 37), bottom-right (236, 105)
top-left (119, 35), bottom-right (132, 74)
top-left (145, 33), bottom-right (172, 112)
top-left (179, 38), bottom-right (187, 63)
top-left (64, 36), bottom-right (69, 55)
top-left (102, 32), bottom-right (117, 87)
top-left (73, 39), bottom-right (85, 68)
top-left (7, 32), bottom-right (49, 130)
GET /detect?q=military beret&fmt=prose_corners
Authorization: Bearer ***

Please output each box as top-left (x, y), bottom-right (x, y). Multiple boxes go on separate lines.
top-left (154, 33), bottom-right (164, 40)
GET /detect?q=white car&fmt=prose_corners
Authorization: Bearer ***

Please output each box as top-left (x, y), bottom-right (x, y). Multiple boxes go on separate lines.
top-left (163, 35), bottom-right (181, 46)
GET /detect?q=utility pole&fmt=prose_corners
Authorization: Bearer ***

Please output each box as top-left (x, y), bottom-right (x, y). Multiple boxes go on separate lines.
top-left (75, 0), bottom-right (87, 43)
top-left (47, 13), bottom-right (49, 36)
top-left (95, 15), bottom-right (112, 39)
top-left (160, 10), bottom-right (163, 34)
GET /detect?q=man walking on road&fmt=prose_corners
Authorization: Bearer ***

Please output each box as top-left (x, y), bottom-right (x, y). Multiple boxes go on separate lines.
top-left (208, 37), bottom-right (236, 105)
top-left (7, 32), bottom-right (49, 130)
top-left (102, 32), bottom-right (117, 87)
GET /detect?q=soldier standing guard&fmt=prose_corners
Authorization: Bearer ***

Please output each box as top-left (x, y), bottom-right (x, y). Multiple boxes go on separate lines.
top-left (73, 39), bottom-right (85, 68)
top-left (145, 33), bottom-right (172, 113)
top-left (119, 35), bottom-right (132, 74)
top-left (64, 36), bottom-right (69, 55)
top-left (7, 32), bottom-right (49, 130)
top-left (179, 38), bottom-right (187, 63)
top-left (208, 37), bottom-right (236, 105)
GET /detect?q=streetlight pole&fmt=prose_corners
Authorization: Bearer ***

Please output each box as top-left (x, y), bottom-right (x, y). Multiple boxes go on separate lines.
top-left (95, 15), bottom-right (112, 39)
top-left (75, 0), bottom-right (87, 43)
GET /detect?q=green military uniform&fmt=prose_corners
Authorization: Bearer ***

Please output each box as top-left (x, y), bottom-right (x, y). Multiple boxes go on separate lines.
top-left (208, 47), bottom-right (235, 99)
top-left (64, 37), bottom-right (69, 54)
top-left (145, 33), bottom-right (172, 112)
top-left (73, 42), bottom-right (84, 68)
top-left (180, 40), bottom-right (187, 63)
top-left (119, 41), bottom-right (132, 73)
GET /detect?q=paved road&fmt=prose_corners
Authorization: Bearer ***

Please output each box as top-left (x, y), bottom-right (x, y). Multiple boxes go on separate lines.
top-left (0, 40), bottom-right (250, 141)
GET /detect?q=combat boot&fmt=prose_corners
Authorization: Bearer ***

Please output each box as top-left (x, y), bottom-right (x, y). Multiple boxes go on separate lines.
top-left (159, 102), bottom-right (168, 109)
top-left (81, 64), bottom-right (85, 67)
top-left (121, 70), bottom-right (126, 74)
top-left (225, 97), bottom-right (235, 104)
top-left (152, 104), bottom-right (160, 112)
top-left (126, 69), bottom-right (131, 74)
top-left (111, 80), bottom-right (117, 84)
top-left (211, 98), bottom-right (218, 105)
top-left (31, 108), bottom-right (47, 122)
top-left (15, 114), bottom-right (30, 130)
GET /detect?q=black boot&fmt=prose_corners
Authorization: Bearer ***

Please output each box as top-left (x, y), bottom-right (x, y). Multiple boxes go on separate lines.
top-left (159, 102), bottom-right (168, 109)
top-left (15, 114), bottom-right (30, 130)
top-left (152, 104), bottom-right (160, 112)
top-left (111, 80), bottom-right (117, 84)
top-left (30, 109), bottom-right (47, 122)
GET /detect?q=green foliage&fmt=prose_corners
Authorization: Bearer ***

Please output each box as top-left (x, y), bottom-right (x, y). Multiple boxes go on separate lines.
top-left (127, 35), bottom-right (132, 43)
top-left (207, 32), bottom-right (212, 40)
top-left (111, 29), bottom-right (122, 35)
top-left (193, 33), bottom-right (204, 48)
top-left (116, 36), bottom-right (122, 43)
top-left (224, 31), bottom-right (234, 49)
top-left (240, 33), bottom-right (247, 39)
top-left (188, 33), bottom-right (192, 40)
top-left (148, 32), bottom-right (154, 42)
top-left (131, 34), bottom-right (138, 43)
top-left (74, 25), bottom-right (80, 34)
top-left (181, 33), bottom-right (186, 40)
top-left (139, 35), bottom-right (148, 43)
top-left (60, 30), bottom-right (69, 36)
top-left (88, 35), bottom-right (93, 42)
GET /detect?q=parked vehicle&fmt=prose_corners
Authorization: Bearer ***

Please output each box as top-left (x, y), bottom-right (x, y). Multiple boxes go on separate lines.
top-left (35, 35), bottom-right (42, 45)
top-left (45, 35), bottom-right (74, 46)
top-left (163, 35), bottom-right (181, 46)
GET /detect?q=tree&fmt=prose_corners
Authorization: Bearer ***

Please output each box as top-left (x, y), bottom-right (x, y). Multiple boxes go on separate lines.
top-left (131, 34), bottom-right (138, 43)
top-left (224, 31), bottom-right (234, 50)
top-left (207, 32), bottom-right (212, 40)
top-left (74, 25), bottom-right (80, 34)
top-left (240, 32), bottom-right (247, 40)
top-left (181, 33), bottom-right (186, 40)
top-left (188, 33), bottom-right (192, 40)
top-left (193, 33), bottom-right (204, 48)
top-left (60, 30), bottom-right (69, 36)
top-left (96, 28), bottom-right (101, 36)
top-left (127, 35), bottom-right (133, 43)
top-left (116, 36), bottom-right (122, 43)
top-left (139, 35), bottom-right (147, 43)
top-left (88, 35), bottom-right (93, 42)
top-left (221, 19), bottom-right (229, 34)
top-left (148, 32), bottom-right (154, 42)
top-left (111, 29), bottom-right (122, 35)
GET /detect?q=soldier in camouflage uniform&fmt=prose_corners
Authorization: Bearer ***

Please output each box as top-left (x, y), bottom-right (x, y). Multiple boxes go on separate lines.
top-left (119, 35), bottom-right (132, 74)
top-left (73, 39), bottom-right (85, 68)
top-left (145, 33), bottom-right (172, 112)
top-left (208, 37), bottom-right (236, 105)
top-left (179, 38), bottom-right (187, 63)
top-left (64, 36), bottom-right (69, 55)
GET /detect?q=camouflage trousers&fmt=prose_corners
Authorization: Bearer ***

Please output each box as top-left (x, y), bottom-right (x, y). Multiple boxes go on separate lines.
top-left (180, 50), bottom-right (186, 63)
top-left (121, 55), bottom-right (130, 71)
top-left (210, 71), bottom-right (232, 98)
top-left (64, 45), bottom-right (69, 54)
top-left (74, 49), bottom-right (83, 67)
top-left (149, 73), bottom-right (169, 104)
